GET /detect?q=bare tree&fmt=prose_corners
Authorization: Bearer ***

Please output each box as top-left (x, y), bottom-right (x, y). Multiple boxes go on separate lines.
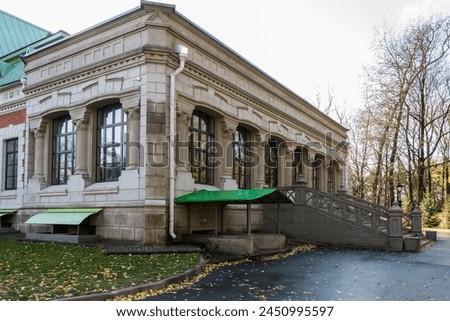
top-left (350, 15), bottom-right (450, 207)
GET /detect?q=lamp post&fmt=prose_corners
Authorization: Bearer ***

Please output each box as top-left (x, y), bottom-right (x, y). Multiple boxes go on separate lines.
top-left (396, 182), bottom-right (403, 207)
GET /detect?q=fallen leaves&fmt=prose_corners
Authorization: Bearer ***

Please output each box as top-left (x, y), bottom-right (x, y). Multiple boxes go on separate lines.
top-left (0, 240), bottom-right (200, 301)
top-left (115, 243), bottom-right (317, 301)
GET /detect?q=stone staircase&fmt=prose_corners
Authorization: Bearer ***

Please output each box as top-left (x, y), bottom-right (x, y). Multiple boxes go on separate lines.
top-left (263, 185), bottom-right (423, 251)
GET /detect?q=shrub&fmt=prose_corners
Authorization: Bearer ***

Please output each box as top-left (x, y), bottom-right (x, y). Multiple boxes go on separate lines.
top-left (441, 198), bottom-right (450, 229)
top-left (420, 193), bottom-right (441, 228)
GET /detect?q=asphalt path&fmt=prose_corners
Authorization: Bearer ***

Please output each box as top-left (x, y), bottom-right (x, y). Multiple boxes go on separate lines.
top-left (143, 232), bottom-right (450, 301)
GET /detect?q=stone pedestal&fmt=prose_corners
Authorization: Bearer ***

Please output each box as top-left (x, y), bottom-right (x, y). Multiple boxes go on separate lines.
top-left (410, 205), bottom-right (423, 235)
top-left (388, 201), bottom-right (404, 251)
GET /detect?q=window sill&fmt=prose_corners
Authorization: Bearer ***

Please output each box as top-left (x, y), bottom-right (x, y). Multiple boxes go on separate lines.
top-left (83, 182), bottom-right (119, 195)
top-left (0, 190), bottom-right (17, 200)
top-left (39, 185), bottom-right (68, 197)
top-left (194, 183), bottom-right (220, 191)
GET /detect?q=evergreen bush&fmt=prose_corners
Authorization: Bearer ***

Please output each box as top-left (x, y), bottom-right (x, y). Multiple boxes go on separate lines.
top-left (420, 193), bottom-right (441, 228)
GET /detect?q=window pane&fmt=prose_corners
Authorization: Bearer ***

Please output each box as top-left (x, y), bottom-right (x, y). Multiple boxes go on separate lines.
top-left (265, 140), bottom-right (278, 187)
top-left (114, 126), bottom-right (122, 144)
top-left (189, 110), bottom-right (215, 185)
top-left (232, 127), bottom-right (251, 189)
top-left (5, 138), bottom-right (18, 190)
top-left (6, 177), bottom-right (13, 189)
top-left (105, 109), bottom-right (114, 125)
top-left (106, 127), bottom-right (113, 143)
top-left (52, 115), bottom-right (75, 185)
top-left (192, 114), bottom-right (199, 129)
top-left (97, 104), bottom-right (126, 182)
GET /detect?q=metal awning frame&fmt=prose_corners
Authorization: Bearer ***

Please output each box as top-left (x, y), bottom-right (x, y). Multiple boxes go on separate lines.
top-left (176, 189), bottom-right (292, 236)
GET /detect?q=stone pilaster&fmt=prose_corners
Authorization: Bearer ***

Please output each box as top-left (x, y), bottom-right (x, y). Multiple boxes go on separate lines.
top-left (284, 143), bottom-right (295, 187)
top-left (175, 103), bottom-right (196, 196)
top-left (219, 118), bottom-right (238, 190)
top-left (124, 106), bottom-right (141, 169)
top-left (176, 110), bottom-right (192, 171)
top-left (121, 95), bottom-right (141, 171)
top-left (255, 132), bottom-right (268, 189)
top-left (72, 117), bottom-right (89, 177)
top-left (31, 123), bottom-right (47, 180)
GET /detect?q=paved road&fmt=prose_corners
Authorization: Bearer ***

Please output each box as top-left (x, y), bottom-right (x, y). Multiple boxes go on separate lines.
top-left (144, 232), bottom-right (450, 301)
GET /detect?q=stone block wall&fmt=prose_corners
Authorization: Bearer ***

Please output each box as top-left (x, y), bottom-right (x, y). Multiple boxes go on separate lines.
top-left (174, 203), bottom-right (263, 235)
top-left (263, 203), bottom-right (388, 249)
top-left (95, 206), bottom-right (146, 242)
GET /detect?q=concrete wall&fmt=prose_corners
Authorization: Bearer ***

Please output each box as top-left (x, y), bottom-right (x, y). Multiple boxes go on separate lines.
top-left (263, 203), bottom-right (388, 249)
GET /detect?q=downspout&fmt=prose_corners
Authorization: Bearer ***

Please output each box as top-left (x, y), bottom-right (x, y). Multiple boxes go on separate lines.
top-left (169, 45), bottom-right (188, 239)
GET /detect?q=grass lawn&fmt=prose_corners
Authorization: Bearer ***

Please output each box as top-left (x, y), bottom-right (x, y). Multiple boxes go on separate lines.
top-left (0, 239), bottom-right (200, 301)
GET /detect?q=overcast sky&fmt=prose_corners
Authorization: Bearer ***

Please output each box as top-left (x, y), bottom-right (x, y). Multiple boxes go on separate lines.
top-left (3, 0), bottom-right (450, 111)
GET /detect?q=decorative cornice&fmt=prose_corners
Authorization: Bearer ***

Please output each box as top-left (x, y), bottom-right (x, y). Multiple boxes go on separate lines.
top-left (0, 101), bottom-right (26, 116)
top-left (23, 53), bottom-right (144, 95)
top-left (181, 63), bottom-right (346, 146)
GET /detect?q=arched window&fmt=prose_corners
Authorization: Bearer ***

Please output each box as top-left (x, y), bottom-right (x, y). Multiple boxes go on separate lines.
top-left (232, 126), bottom-right (251, 189)
top-left (52, 115), bottom-right (76, 185)
top-left (265, 138), bottom-right (278, 187)
top-left (292, 147), bottom-right (303, 183)
top-left (97, 104), bottom-right (127, 182)
top-left (189, 110), bottom-right (215, 185)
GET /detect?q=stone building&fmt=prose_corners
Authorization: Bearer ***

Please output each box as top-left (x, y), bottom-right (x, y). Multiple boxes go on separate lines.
top-left (0, 1), bottom-right (348, 246)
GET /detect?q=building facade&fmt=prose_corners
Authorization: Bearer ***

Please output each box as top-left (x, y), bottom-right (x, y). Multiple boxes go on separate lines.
top-left (0, 1), bottom-right (348, 245)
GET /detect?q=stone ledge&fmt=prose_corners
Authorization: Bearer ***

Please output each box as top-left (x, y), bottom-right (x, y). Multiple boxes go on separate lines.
top-left (56, 256), bottom-right (205, 301)
top-left (254, 233), bottom-right (285, 250)
top-left (26, 232), bottom-right (101, 244)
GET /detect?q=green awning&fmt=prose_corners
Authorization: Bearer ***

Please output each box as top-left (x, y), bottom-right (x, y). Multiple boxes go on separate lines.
top-left (175, 188), bottom-right (292, 204)
top-left (25, 208), bottom-right (102, 225)
top-left (0, 209), bottom-right (16, 218)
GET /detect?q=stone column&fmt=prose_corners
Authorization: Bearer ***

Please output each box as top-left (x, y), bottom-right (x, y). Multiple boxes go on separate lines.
top-left (124, 106), bottom-right (141, 169)
top-left (219, 118), bottom-right (238, 190)
top-left (255, 132), bottom-right (268, 188)
top-left (72, 117), bottom-right (89, 177)
top-left (31, 123), bottom-right (47, 180)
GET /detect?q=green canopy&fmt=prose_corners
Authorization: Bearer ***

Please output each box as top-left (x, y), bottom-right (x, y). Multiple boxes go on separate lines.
top-left (175, 188), bottom-right (292, 204)
top-left (25, 208), bottom-right (102, 225)
top-left (0, 209), bottom-right (16, 218)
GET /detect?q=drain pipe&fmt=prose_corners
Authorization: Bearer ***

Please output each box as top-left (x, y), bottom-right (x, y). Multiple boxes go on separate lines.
top-left (169, 44), bottom-right (188, 239)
